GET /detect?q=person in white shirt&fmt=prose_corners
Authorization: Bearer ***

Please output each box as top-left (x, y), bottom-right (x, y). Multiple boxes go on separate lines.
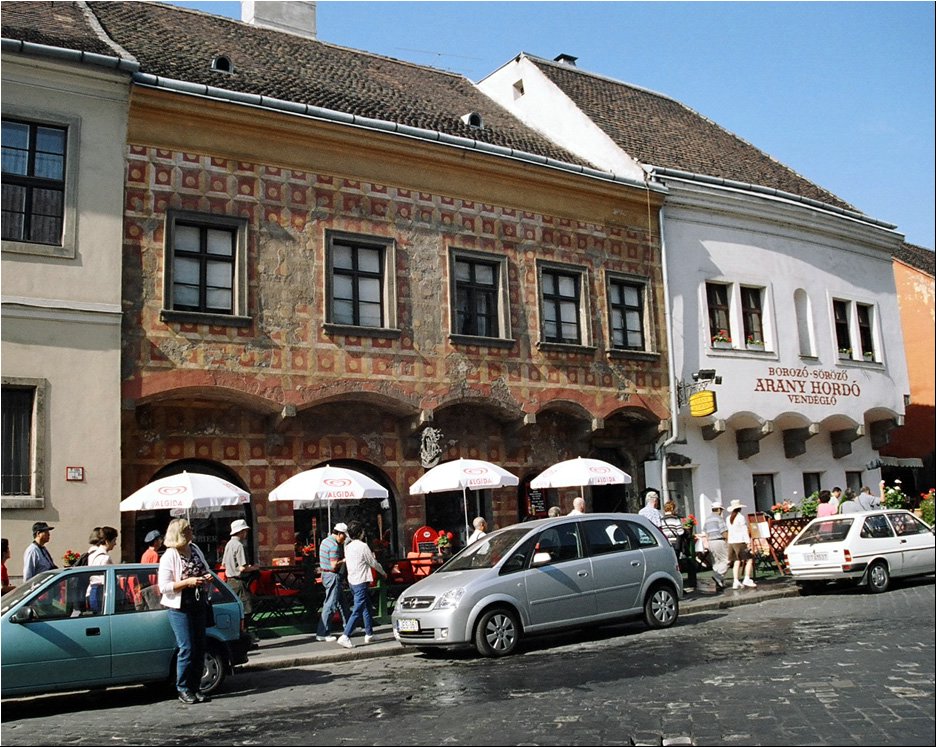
top-left (567, 496), bottom-right (586, 515)
top-left (467, 517), bottom-right (488, 544)
top-left (725, 500), bottom-right (756, 589)
top-left (86, 526), bottom-right (118, 613)
top-left (337, 521), bottom-right (386, 649)
top-left (638, 492), bottom-right (663, 527)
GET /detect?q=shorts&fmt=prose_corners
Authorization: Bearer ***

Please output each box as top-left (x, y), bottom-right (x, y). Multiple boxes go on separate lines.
top-left (727, 543), bottom-right (751, 563)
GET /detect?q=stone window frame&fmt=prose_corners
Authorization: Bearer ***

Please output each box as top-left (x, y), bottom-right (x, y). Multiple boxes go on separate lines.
top-left (1, 107), bottom-right (80, 259)
top-left (160, 210), bottom-right (251, 327)
top-left (447, 246), bottom-right (514, 348)
top-left (1, 376), bottom-right (49, 509)
top-left (605, 270), bottom-right (658, 357)
top-left (536, 260), bottom-right (595, 352)
top-left (323, 230), bottom-right (400, 338)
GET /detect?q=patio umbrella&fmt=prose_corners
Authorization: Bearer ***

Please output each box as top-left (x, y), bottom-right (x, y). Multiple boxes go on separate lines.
top-left (268, 465), bottom-right (389, 529)
top-left (409, 458), bottom-right (519, 537)
top-left (119, 471), bottom-right (250, 514)
top-left (530, 456), bottom-right (632, 500)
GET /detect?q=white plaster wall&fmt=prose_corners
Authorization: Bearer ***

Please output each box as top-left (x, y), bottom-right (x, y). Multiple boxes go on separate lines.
top-left (1, 54), bottom-right (130, 577)
top-left (478, 56), bottom-right (646, 183)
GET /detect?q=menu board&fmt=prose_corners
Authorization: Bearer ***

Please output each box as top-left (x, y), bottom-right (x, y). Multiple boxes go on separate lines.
top-left (528, 488), bottom-right (546, 516)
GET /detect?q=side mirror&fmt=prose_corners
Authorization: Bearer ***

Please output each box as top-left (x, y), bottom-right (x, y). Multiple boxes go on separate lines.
top-left (10, 607), bottom-right (36, 624)
top-left (531, 551), bottom-right (552, 566)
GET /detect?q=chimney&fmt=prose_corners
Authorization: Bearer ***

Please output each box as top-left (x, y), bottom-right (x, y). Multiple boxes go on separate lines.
top-left (241, 1), bottom-right (316, 40)
top-left (554, 53), bottom-right (577, 66)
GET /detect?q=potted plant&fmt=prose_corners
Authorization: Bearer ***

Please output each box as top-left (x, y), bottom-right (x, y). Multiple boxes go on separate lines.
top-left (62, 549), bottom-right (81, 567)
top-left (434, 530), bottom-right (455, 558)
top-left (862, 351), bottom-right (875, 362)
top-left (919, 489), bottom-right (935, 525)
top-left (838, 347), bottom-right (852, 360)
top-left (799, 491), bottom-right (819, 519)
top-left (881, 481), bottom-right (908, 510)
top-left (711, 330), bottom-right (732, 349)
top-left (746, 334), bottom-right (765, 351)
top-left (770, 500), bottom-right (797, 519)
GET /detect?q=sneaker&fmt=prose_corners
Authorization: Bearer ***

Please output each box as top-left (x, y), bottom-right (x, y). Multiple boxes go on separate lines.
top-left (732, 580), bottom-right (742, 589)
top-left (742, 578), bottom-right (757, 588)
top-left (337, 634), bottom-right (354, 649)
top-left (316, 635), bottom-right (337, 642)
top-left (194, 691), bottom-right (212, 703)
top-left (364, 634), bottom-right (375, 644)
top-left (178, 690), bottom-right (198, 705)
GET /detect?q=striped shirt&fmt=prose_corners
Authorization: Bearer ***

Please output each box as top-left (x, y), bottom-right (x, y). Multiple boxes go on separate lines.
top-left (318, 535), bottom-right (341, 575)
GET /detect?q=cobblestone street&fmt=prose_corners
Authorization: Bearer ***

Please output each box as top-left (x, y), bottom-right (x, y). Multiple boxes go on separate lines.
top-left (2, 581), bottom-right (933, 745)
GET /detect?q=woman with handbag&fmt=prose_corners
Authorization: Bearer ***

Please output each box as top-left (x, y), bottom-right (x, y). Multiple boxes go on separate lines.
top-left (158, 518), bottom-right (213, 704)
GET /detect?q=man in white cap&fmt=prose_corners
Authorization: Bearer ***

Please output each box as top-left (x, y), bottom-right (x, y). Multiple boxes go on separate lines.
top-left (316, 522), bottom-right (350, 642)
top-left (222, 519), bottom-right (260, 636)
top-left (702, 500), bottom-right (729, 591)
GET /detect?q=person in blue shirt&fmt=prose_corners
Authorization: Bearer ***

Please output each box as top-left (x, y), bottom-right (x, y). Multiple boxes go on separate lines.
top-left (23, 522), bottom-right (57, 580)
top-left (315, 522), bottom-right (350, 642)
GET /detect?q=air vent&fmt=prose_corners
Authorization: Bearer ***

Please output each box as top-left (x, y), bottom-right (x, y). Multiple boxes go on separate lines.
top-left (512, 79), bottom-right (525, 99)
top-left (211, 55), bottom-right (234, 74)
top-left (461, 112), bottom-right (484, 130)
top-left (554, 53), bottom-right (578, 66)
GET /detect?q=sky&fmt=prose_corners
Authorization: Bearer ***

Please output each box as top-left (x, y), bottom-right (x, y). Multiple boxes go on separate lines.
top-left (167, 1), bottom-right (934, 250)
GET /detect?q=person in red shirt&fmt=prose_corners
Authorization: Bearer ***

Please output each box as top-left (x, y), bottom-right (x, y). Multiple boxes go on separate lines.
top-left (2, 538), bottom-right (15, 595)
top-left (141, 530), bottom-right (163, 563)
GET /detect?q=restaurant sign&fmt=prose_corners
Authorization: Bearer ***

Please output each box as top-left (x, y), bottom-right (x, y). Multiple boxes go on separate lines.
top-left (754, 367), bottom-right (860, 406)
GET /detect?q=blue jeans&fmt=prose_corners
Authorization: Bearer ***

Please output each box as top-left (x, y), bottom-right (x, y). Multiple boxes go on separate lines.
top-left (88, 584), bottom-right (103, 614)
top-left (342, 582), bottom-right (374, 638)
top-left (168, 606), bottom-right (207, 694)
top-left (317, 572), bottom-right (349, 637)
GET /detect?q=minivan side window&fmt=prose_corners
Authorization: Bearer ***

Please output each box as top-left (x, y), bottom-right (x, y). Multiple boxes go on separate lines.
top-left (624, 521), bottom-right (659, 548)
top-left (583, 519), bottom-right (633, 556)
top-left (501, 536), bottom-right (539, 575)
top-left (532, 524), bottom-right (582, 564)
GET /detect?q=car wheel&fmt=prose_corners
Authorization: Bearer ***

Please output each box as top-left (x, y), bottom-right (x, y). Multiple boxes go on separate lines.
top-left (200, 645), bottom-right (228, 694)
top-left (866, 560), bottom-right (890, 594)
top-left (643, 584), bottom-right (679, 629)
top-left (473, 607), bottom-right (520, 657)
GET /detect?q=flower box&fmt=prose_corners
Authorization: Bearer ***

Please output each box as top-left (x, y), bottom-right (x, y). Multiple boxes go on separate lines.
top-left (746, 342), bottom-right (765, 351)
top-left (712, 340), bottom-right (732, 350)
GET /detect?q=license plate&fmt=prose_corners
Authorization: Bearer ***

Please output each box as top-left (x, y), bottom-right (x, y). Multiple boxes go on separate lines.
top-left (396, 618), bottom-right (420, 633)
top-left (804, 552), bottom-right (828, 562)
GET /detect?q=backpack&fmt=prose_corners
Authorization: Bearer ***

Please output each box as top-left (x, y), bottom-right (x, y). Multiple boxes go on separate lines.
top-left (75, 551), bottom-right (91, 566)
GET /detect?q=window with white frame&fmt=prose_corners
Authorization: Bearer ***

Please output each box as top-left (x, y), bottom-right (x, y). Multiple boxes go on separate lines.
top-left (706, 281), bottom-right (770, 350)
top-left (706, 282), bottom-right (732, 345)
top-left (741, 286), bottom-right (764, 346)
top-left (1, 377), bottom-right (48, 506)
top-left (162, 211), bottom-right (249, 324)
top-left (608, 275), bottom-right (648, 351)
top-left (831, 298), bottom-right (879, 362)
top-left (539, 264), bottom-right (588, 346)
top-left (326, 232), bottom-right (397, 331)
top-left (2, 113), bottom-right (80, 258)
top-left (450, 249), bottom-right (510, 340)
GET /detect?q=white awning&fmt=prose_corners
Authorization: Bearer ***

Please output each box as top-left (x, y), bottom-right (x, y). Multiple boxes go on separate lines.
top-left (869, 456), bottom-right (924, 469)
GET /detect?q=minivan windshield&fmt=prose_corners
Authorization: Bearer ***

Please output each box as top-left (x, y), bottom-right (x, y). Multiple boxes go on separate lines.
top-left (440, 527), bottom-right (531, 571)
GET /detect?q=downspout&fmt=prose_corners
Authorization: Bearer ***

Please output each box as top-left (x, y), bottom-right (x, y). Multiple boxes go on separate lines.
top-left (657, 203), bottom-right (680, 504)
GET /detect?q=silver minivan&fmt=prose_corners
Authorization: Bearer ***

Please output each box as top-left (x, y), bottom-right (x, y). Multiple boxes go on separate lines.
top-left (391, 513), bottom-right (683, 656)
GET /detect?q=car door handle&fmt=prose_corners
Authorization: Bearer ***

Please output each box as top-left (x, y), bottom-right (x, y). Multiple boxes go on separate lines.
top-left (86, 627), bottom-right (101, 636)
top-left (576, 570), bottom-right (589, 577)
top-left (631, 561), bottom-right (641, 567)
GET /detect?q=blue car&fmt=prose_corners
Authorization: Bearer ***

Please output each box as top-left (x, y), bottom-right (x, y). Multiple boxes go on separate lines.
top-left (1, 563), bottom-right (250, 698)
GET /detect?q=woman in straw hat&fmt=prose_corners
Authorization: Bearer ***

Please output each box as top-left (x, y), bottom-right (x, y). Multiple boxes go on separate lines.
top-left (725, 499), bottom-right (756, 589)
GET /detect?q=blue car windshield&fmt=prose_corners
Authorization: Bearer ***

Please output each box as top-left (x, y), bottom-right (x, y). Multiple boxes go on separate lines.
top-left (440, 527), bottom-right (531, 571)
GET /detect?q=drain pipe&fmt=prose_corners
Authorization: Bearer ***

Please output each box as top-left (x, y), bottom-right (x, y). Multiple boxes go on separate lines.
top-left (657, 203), bottom-right (680, 505)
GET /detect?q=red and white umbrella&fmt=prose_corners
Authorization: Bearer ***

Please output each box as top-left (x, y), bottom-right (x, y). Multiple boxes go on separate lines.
top-left (409, 458), bottom-right (519, 536)
top-left (269, 465), bottom-right (389, 528)
top-left (530, 457), bottom-right (632, 499)
top-left (119, 471), bottom-right (249, 513)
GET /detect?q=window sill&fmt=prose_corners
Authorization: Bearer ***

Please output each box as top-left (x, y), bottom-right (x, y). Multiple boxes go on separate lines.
top-left (606, 349), bottom-right (659, 362)
top-left (160, 309), bottom-right (252, 328)
top-left (1, 495), bottom-right (44, 509)
top-left (449, 334), bottom-right (516, 349)
top-left (537, 341), bottom-right (598, 355)
top-left (3, 238), bottom-right (75, 260)
top-left (323, 323), bottom-right (402, 340)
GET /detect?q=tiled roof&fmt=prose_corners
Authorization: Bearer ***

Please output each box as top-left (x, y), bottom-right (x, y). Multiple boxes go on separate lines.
top-left (528, 55), bottom-right (855, 212)
top-left (894, 242), bottom-right (935, 276)
top-left (66, 1), bottom-right (589, 169)
top-left (1, 0), bottom-right (120, 59)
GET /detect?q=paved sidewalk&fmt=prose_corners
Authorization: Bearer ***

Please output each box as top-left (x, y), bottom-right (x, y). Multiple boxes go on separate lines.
top-left (240, 575), bottom-right (799, 672)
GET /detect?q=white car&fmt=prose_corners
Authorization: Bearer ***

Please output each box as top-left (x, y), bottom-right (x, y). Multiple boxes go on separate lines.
top-left (785, 509), bottom-right (935, 594)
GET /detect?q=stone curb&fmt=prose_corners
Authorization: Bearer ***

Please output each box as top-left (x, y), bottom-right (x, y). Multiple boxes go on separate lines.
top-left (239, 580), bottom-right (799, 672)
